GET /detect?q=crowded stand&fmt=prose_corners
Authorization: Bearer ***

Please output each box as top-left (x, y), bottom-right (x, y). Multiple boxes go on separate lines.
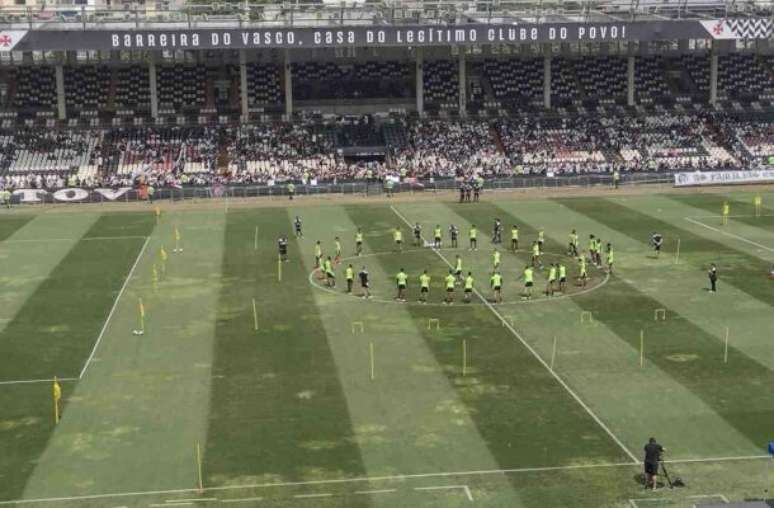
top-left (0, 52), bottom-right (772, 191)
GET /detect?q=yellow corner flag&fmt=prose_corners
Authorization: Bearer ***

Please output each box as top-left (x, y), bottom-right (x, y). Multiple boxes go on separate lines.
top-left (53, 377), bottom-right (62, 424)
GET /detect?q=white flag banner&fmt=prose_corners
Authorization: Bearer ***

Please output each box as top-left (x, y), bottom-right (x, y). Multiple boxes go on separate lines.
top-left (674, 169), bottom-right (774, 187)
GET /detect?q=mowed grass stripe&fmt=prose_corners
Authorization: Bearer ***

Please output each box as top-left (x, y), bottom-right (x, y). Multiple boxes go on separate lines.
top-left (203, 209), bottom-right (367, 485)
top-left (0, 215), bottom-right (35, 242)
top-left (344, 204), bottom-right (630, 469)
top-left (0, 213), bottom-right (154, 381)
top-left (556, 197), bottom-right (774, 448)
top-left (490, 198), bottom-right (761, 457)
top-left (659, 194), bottom-right (774, 258)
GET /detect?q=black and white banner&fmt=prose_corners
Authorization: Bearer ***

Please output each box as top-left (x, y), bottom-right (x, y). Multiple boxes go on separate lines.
top-left (674, 169), bottom-right (774, 187)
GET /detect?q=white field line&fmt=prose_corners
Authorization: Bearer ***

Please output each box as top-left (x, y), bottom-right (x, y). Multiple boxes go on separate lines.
top-left (0, 377), bottom-right (77, 386)
top-left (293, 493), bottom-right (332, 499)
top-left (684, 217), bottom-right (774, 254)
top-left (0, 456), bottom-right (767, 506)
top-left (686, 214), bottom-right (774, 219)
top-left (390, 204), bottom-right (639, 464)
top-left (78, 235), bottom-right (151, 379)
top-left (354, 489), bottom-right (396, 495)
top-left (3, 236), bottom-right (149, 243)
top-left (221, 497), bottom-right (263, 504)
top-left (164, 498), bottom-right (216, 503)
top-left (415, 485), bottom-right (473, 502)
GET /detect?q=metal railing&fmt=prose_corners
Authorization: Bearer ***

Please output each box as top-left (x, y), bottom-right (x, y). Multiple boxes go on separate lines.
top-left (0, 0), bottom-right (770, 31)
top-left (8, 172), bottom-right (673, 206)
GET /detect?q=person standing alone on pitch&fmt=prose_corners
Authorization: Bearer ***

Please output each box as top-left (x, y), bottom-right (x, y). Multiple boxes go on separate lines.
top-left (643, 437), bottom-right (665, 490)
top-left (708, 263), bottom-right (718, 293)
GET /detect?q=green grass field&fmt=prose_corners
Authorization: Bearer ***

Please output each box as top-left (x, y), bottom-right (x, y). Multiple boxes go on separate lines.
top-left (2, 188), bottom-right (774, 507)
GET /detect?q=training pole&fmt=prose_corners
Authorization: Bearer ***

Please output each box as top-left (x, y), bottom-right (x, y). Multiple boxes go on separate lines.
top-left (369, 342), bottom-right (375, 381)
top-left (550, 336), bottom-right (557, 371)
top-left (674, 238), bottom-right (681, 264)
top-left (252, 298), bottom-right (258, 331)
top-left (196, 441), bottom-right (204, 492)
top-left (139, 298), bottom-right (145, 334)
top-left (462, 339), bottom-right (467, 377)
top-left (254, 226), bottom-right (258, 250)
top-left (639, 329), bottom-right (644, 368)
top-left (724, 326), bottom-right (729, 363)
top-left (277, 254), bottom-right (282, 282)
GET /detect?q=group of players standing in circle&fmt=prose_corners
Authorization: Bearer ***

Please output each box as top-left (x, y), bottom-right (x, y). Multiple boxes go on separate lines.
top-left (297, 215), bottom-right (622, 304)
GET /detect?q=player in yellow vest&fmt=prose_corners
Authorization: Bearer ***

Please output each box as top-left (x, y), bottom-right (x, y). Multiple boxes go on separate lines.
top-left (492, 249), bottom-right (501, 269)
top-left (490, 271), bottom-right (503, 304)
top-left (578, 254), bottom-right (588, 287)
top-left (355, 229), bottom-right (364, 256)
top-left (334, 237), bottom-right (342, 265)
top-left (558, 262), bottom-right (567, 293)
top-left (546, 263), bottom-right (557, 297)
top-left (394, 228), bottom-right (403, 252)
top-left (469, 225), bottom-right (478, 250)
top-left (419, 270), bottom-right (431, 303)
top-left (754, 194), bottom-right (763, 217)
top-left (568, 229), bottom-right (579, 257)
top-left (324, 256), bottom-right (335, 288)
top-left (314, 241), bottom-right (323, 269)
top-left (606, 243), bottom-right (614, 274)
top-left (454, 255), bottom-right (463, 283)
top-left (531, 241), bottom-right (541, 268)
top-left (434, 225), bottom-right (442, 249)
top-left (396, 268), bottom-right (408, 301)
top-left (444, 269), bottom-right (456, 304)
top-left (510, 225), bottom-right (519, 251)
top-left (721, 201), bottom-right (730, 226)
top-left (523, 265), bottom-right (534, 300)
top-left (463, 272), bottom-right (474, 303)
top-left (537, 228), bottom-right (545, 253)
top-left (345, 264), bottom-right (354, 293)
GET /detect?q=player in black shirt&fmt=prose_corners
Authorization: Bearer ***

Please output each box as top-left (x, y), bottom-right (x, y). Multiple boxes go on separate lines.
top-left (413, 222), bottom-right (422, 247)
top-left (493, 218), bottom-right (503, 244)
top-left (651, 232), bottom-right (663, 258)
top-left (294, 216), bottom-right (302, 238)
top-left (643, 437), bottom-right (665, 490)
top-left (278, 236), bottom-right (288, 262)
top-left (449, 224), bottom-right (459, 248)
top-left (358, 266), bottom-right (371, 299)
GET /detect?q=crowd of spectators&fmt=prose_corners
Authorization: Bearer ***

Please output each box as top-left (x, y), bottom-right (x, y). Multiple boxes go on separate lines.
top-left (0, 113), bottom-right (772, 192)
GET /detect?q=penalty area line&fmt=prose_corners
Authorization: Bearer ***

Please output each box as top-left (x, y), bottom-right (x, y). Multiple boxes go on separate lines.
top-left (684, 217), bottom-right (774, 254)
top-left (389, 204), bottom-right (640, 464)
top-left (79, 236), bottom-right (151, 379)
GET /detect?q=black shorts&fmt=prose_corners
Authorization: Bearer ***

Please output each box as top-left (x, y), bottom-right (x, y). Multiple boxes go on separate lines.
top-left (421, 287), bottom-right (428, 293)
top-left (560, 277), bottom-right (566, 283)
top-left (435, 237), bottom-right (441, 242)
top-left (655, 244), bottom-right (661, 251)
top-left (361, 282), bottom-right (369, 288)
top-left (455, 270), bottom-right (462, 276)
top-left (526, 282), bottom-right (533, 287)
top-left (464, 288), bottom-right (472, 293)
top-left (493, 285), bottom-right (501, 291)
top-left (326, 271), bottom-right (334, 278)
top-left (644, 462), bottom-right (659, 476)
top-left (357, 241), bottom-right (362, 246)
top-left (397, 283), bottom-right (406, 290)
top-left (446, 287), bottom-right (454, 292)
top-left (396, 240), bottom-right (402, 245)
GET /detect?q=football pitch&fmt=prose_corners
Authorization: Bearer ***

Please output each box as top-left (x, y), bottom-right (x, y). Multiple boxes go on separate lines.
top-left (1, 187), bottom-right (774, 507)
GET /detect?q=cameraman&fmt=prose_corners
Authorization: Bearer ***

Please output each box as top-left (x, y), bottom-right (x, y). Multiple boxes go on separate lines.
top-left (643, 437), bottom-right (665, 490)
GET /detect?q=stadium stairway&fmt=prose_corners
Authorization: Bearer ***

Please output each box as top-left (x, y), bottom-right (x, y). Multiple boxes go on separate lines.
top-left (107, 68), bottom-right (117, 112)
top-left (490, 124), bottom-right (507, 156)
